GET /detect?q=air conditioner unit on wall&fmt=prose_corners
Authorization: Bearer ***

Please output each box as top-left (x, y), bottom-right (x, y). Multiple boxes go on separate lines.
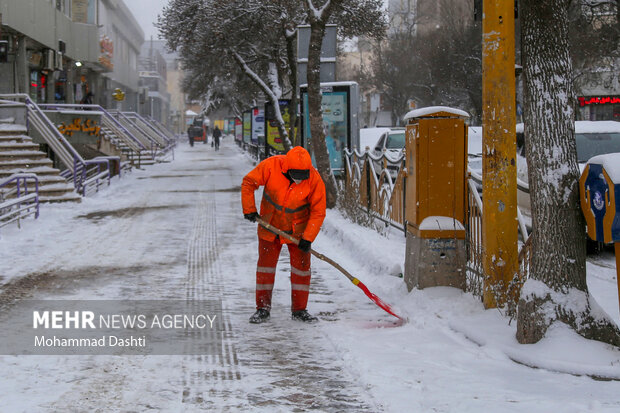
top-left (44, 49), bottom-right (55, 71)
top-left (55, 52), bottom-right (64, 71)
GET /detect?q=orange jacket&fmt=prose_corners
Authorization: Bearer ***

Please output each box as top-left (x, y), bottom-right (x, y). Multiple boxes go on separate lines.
top-left (242, 146), bottom-right (326, 243)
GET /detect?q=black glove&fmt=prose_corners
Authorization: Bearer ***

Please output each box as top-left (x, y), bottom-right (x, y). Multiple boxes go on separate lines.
top-left (298, 239), bottom-right (311, 253)
top-left (244, 212), bottom-right (259, 223)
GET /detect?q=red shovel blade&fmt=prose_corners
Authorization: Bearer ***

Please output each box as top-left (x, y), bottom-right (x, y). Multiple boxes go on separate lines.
top-left (354, 279), bottom-right (404, 320)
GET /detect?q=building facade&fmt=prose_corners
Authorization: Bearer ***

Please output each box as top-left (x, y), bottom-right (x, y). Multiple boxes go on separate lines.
top-left (0, 0), bottom-right (143, 111)
top-left (98, 0), bottom-right (144, 111)
top-left (0, 0), bottom-right (100, 103)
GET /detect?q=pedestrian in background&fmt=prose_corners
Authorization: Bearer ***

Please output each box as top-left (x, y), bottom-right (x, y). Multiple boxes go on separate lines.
top-left (241, 146), bottom-right (326, 324)
top-left (213, 126), bottom-right (221, 151)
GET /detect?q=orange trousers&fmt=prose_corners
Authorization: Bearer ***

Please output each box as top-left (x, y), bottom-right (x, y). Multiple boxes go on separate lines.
top-left (255, 237), bottom-right (312, 312)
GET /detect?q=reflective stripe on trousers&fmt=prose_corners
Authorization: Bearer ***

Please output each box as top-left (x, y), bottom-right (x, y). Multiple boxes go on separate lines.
top-left (255, 237), bottom-right (311, 311)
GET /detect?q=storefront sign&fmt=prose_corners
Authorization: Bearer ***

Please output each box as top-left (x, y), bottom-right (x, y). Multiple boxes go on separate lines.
top-left (28, 52), bottom-right (42, 67)
top-left (58, 118), bottom-right (101, 137)
top-left (72, 0), bottom-right (89, 23)
top-left (578, 96), bottom-right (620, 106)
top-left (98, 35), bottom-right (114, 71)
top-left (265, 100), bottom-right (295, 152)
top-left (251, 108), bottom-right (264, 144)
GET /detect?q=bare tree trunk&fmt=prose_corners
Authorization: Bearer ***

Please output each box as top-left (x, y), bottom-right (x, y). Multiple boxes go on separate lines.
top-left (285, 30), bottom-right (300, 147)
top-left (306, 5), bottom-right (338, 208)
top-left (516, 0), bottom-right (620, 347)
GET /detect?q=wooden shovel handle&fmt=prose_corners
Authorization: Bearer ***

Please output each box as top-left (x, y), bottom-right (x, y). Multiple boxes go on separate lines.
top-left (256, 217), bottom-right (356, 283)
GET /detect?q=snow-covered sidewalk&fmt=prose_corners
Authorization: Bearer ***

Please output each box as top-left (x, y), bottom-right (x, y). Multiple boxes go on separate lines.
top-left (0, 138), bottom-right (619, 412)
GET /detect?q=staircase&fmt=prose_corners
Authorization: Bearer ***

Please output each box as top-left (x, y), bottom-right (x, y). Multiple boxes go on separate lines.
top-left (0, 121), bottom-right (81, 203)
top-left (99, 125), bottom-right (156, 167)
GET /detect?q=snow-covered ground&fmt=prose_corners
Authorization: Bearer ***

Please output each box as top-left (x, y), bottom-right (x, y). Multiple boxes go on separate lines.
top-left (0, 138), bottom-right (619, 412)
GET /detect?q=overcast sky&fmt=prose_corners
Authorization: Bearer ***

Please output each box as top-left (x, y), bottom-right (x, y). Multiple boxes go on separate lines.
top-left (125, 0), bottom-right (168, 40)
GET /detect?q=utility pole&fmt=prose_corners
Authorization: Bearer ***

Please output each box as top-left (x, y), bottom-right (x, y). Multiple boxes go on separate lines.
top-left (481, 0), bottom-right (519, 308)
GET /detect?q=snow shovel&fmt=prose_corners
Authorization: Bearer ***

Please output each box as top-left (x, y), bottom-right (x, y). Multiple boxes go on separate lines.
top-left (256, 217), bottom-right (403, 320)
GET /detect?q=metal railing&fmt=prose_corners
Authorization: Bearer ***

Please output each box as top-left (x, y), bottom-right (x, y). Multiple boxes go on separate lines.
top-left (109, 110), bottom-right (159, 157)
top-left (344, 145), bottom-right (533, 305)
top-left (147, 116), bottom-right (178, 144)
top-left (246, 142), bottom-right (267, 161)
top-left (0, 95), bottom-right (111, 196)
top-left (344, 147), bottom-right (406, 233)
top-left (123, 112), bottom-right (171, 148)
top-left (0, 173), bottom-right (39, 233)
top-left (38, 103), bottom-right (145, 168)
top-left (125, 113), bottom-right (175, 161)
top-left (465, 167), bottom-right (531, 302)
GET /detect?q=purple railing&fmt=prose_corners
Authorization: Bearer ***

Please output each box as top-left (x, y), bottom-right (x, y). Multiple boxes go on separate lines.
top-left (0, 95), bottom-right (112, 196)
top-left (0, 173), bottom-right (40, 233)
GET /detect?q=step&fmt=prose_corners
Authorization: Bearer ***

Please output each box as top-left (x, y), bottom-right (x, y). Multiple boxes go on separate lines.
top-left (0, 142), bottom-right (40, 152)
top-left (0, 124), bottom-right (27, 136)
top-left (0, 175), bottom-right (68, 187)
top-left (0, 135), bottom-right (33, 143)
top-left (0, 166), bottom-right (61, 178)
top-left (0, 158), bottom-right (54, 170)
top-left (0, 151), bottom-right (47, 160)
top-left (39, 192), bottom-right (82, 203)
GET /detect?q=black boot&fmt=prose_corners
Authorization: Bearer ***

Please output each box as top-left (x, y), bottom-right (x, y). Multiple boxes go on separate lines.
top-left (291, 310), bottom-right (318, 323)
top-left (249, 308), bottom-right (270, 324)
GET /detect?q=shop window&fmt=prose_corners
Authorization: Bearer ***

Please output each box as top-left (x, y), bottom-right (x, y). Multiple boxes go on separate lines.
top-left (590, 104), bottom-right (614, 121)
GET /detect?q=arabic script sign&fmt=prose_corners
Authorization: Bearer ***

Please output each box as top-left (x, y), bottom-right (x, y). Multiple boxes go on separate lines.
top-left (58, 118), bottom-right (101, 137)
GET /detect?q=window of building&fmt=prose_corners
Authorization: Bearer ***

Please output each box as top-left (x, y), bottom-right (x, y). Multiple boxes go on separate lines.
top-left (72, 0), bottom-right (96, 24)
top-left (129, 49), bottom-right (137, 70)
top-left (590, 103), bottom-right (614, 121)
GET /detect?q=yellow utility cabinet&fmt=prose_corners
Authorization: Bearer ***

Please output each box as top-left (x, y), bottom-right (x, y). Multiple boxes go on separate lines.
top-left (403, 106), bottom-right (469, 291)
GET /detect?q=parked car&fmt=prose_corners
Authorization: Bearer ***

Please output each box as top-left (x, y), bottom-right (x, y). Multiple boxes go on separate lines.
top-left (359, 127), bottom-right (390, 152)
top-left (516, 121), bottom-right (620, 216)
top-left (371, 127), bottom-right (406, 180)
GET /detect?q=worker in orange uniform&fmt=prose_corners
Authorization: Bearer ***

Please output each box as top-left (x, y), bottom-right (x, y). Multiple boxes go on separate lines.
top-left (241, 146), bottom-right (326, 324)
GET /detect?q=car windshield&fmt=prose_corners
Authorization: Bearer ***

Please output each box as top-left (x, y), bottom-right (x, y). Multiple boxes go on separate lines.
top-left (576, 132), bottom-right (620, 162)
top-left (386, 132), bottom-right (405, 149)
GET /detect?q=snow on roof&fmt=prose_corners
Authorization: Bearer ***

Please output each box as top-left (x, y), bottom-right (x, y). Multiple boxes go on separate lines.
top-left (403, 106), bottom-right (470, 121)
top-left (516, 121), bottom-right (620, 134)
top-left (587, 152), bottom-right (620, 183)
top-left (299, 81), bottom-right (359, 88)
top-left (185, 110), bottom-right (198, 116)
top-left (575, 121), bottom-right (620, 134)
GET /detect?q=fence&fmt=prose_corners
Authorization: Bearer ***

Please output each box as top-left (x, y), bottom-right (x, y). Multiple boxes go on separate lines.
top-left (343, 148), bottom-right (532, 304)
top-left (38, 103), bottom-right (147, 168)
top-left (0, 173), bottom-right (39, 234)
top-left (344, 147), bottom-right (406, 233)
